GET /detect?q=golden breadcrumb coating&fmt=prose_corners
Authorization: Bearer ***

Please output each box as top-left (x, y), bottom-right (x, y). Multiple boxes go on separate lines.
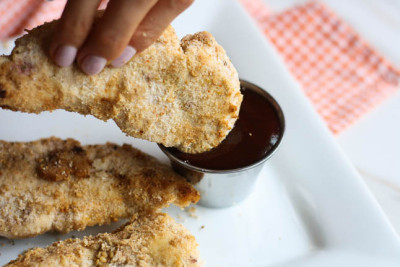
top-left (0, 18), bottom-right (242, 153)
top-left (0, 137), bottom-right (199, 239)
top-left (6, 212), bottom-right (201, 267)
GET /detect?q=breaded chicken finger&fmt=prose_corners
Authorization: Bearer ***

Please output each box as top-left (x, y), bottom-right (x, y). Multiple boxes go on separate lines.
top-left (0, 15), bottom-right (242, 153)
top-left (6, 212), bottom-right (201, 267)
top-left (0, 137), bottom-right (199, 239)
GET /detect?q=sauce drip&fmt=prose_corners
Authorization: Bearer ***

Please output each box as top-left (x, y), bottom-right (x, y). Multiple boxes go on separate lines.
top-left (167, 85), bottom-right (282, 170)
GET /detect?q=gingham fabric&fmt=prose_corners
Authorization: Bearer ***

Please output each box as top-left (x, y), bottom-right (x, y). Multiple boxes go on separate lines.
top-left (240, 0), bottom-right (400, 133)
top-left (0, 0), bottom-right (108, 40)
top-left (0, 0), bottom-right (66, 40)
top-left (1, 0), bottom-right (399, 133)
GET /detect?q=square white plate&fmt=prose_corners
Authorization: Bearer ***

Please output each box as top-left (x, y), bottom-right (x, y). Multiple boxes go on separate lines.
top-left (1, 0), bottom-right (400, 266)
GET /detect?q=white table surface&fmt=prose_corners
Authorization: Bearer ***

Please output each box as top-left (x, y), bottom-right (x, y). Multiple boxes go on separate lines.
top-left (263, 0), bottom-right (400, 234)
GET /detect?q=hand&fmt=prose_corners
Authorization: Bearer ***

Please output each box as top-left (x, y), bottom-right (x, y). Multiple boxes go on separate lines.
top-left (49, 0), bottom-right (193, 75)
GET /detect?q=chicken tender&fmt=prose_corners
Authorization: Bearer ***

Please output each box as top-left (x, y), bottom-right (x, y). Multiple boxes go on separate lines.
top-left (0, 17), bottom-right (242, 153)
top-left (6, 212), bottom-right (201, 267)
top-left (0, 137), bottom-right (199, 239)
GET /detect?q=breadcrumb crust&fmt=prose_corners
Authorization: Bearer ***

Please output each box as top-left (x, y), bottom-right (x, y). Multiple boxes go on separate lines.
top-left (0, 20), bottom-right (242, 153)
top-left (6, 212), bottom-right (201, 267)
top-left (0, 137), bottom-right (199, 239)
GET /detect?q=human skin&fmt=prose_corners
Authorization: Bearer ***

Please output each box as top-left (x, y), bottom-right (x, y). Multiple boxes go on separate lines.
top-left (49, 0), bottom-right (194, 75)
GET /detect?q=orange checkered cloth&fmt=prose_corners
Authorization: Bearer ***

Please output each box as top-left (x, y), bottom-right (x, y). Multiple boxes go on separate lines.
top-left (0, 0), bottom-right (399, 133)
top-left (0, 0), bottom-right (108, 39)
top-left (240, 0), bottom-right (400, 133)
top-left (0, 0), bottom-right (66, 39)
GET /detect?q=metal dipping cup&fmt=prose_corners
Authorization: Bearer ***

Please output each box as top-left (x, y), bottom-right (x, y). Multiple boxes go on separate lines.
top-left (158, 80), bottom-right (285, 208)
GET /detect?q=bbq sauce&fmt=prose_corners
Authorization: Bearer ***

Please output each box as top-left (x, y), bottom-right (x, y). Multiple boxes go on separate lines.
top-left (167, 85), bottom-right (282, 170)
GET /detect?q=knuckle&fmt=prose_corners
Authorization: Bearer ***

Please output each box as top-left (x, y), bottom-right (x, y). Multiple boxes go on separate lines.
top-left (58, 19), bottom-right (91, 44)
top-left (136, 0), bottom-right (157, 6)
top-left (165, 0), bottom-right (194, 10)
top-left (130, 28), bottom-right (160, 52)
top-left (172, 0), bottom-right (194, 8)
top-left (93, 31), bottom-right (126, 59)
top-left (97, 32), bottom-right (125, 51)
top-left (131, 35), bottom-right (153, 52)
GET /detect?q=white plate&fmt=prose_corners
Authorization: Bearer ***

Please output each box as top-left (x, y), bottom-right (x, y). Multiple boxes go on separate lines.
top-left (1, 0), bottom-right (400, 266)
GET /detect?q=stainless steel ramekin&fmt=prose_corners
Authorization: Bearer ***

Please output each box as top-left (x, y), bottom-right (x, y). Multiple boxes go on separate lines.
top-left (158, 80), bottom-right (285, 208)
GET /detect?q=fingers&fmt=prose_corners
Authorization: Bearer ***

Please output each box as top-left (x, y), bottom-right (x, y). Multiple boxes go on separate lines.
top-left (130, 0), bottom-right (194, 53)
top-left (50, 0), bottom-right (193, 75)
top-left (76, 0), bottom-right (158, 74)
top-left (50, 0), bottom-right (101, 67)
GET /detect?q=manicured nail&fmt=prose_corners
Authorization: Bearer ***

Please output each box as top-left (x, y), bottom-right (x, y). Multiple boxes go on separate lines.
top-left (111, 46), bottom-right (136, 67)
top-left (80, 55), bottom-right (107, 75)
top-left (53, 45), bottom-right (77, 67)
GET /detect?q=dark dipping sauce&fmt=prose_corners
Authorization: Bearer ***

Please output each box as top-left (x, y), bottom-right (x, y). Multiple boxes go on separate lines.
top-left (166, 84), bottom-right (282, 170)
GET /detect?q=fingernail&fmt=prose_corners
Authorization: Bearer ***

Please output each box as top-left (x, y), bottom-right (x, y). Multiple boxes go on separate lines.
top-left (111, 46), bottom-right (136, 67)
top-left (54, 45), bottom-right (77, 67)
top-left (80, 55), bottom-right (107, 75)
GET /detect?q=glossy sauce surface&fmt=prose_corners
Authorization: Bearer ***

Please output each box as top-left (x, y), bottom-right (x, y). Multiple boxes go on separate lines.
top-left (167, 86), bottom-right (282, 170)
